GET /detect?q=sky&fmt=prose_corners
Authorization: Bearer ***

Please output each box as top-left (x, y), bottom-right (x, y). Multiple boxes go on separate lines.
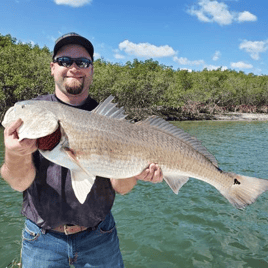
top-left (1, 0), bottom-right (268, 75)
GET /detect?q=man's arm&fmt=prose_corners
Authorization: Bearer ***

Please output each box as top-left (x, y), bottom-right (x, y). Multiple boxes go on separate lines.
top-left (110, 163), bottom-right (163, 195)
top-left (1, 119), bottom-right (37, 192)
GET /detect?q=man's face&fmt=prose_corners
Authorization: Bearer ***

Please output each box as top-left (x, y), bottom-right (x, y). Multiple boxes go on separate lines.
top-left (50, 44), bottom-right (93, 97)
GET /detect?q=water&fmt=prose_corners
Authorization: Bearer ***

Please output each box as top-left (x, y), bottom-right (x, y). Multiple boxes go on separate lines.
top-left (1, 121), bottom-right (268, 267)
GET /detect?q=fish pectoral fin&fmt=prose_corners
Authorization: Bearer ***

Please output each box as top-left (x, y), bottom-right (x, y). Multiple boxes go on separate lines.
top-left (71, 170), bottom-right (96, 204)
top-left (164, 175), bottom-right (189, 194)
top-left (64, 147), bottom-right (89, 174)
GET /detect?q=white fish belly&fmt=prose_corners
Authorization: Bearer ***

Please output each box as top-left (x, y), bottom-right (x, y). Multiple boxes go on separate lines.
top-left (79, 154), bottom-right (148, 179)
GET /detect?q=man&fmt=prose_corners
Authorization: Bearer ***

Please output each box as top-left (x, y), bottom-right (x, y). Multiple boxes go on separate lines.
top-left (1, 33), bottom-right (163, 267)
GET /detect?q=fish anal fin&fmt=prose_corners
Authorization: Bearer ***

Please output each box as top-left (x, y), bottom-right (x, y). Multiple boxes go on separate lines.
top-left (164, 174), bottom-right (189, 194)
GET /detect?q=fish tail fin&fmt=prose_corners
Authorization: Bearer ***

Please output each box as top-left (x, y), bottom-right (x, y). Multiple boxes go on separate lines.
top-left (220, 173), bottom-right (268, 209)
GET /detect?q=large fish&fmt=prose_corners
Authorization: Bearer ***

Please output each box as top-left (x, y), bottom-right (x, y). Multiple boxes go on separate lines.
top-left (2, 96), bottom-right (268, 208)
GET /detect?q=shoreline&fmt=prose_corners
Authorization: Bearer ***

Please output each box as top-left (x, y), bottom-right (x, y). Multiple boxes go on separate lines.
top-left (212, 112), bottom-right (268, 121)
top-left (141, 105), bottom-right (268, 122)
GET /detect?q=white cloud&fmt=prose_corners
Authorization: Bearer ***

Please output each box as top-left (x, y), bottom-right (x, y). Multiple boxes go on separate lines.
top-left (173, 56), bottom-right (205, 66)
top-left (180, 68), bottom-right (193, 72)
top-left (94, 52), bottom-right (101, 60)
top-left (54, 0), bottom-right (92, 7)
top-left (22, 40), bottom-right (35, 46)
top-left (239, 40), bottom-right (268, 60)
top-left (212, 50), bottom-right (221, 61)
top-left (187, 0), bottom-right (257, 26)
top-left (118, 40), bottom-right (177, 58)
top-left (113, 49), bottom-right (125, 60)
top-left (114, 53), bottom-right (125, 59)
top-left (237, 11), bottom-right (257, 22)
top-left (231, 61), bottom-right (253, 69)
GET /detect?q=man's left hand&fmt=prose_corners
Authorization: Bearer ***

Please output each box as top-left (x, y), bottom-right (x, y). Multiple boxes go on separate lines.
top-left (135, 163), bottom-right (163, 183)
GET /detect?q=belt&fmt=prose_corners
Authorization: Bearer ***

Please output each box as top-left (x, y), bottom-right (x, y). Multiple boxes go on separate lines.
top-left (52, 224), bottom-right (89, 235)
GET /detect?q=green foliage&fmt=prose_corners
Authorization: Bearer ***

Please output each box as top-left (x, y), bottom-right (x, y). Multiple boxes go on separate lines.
top-left (91, 58), bottom-right (175, 119)
top-left (1, 33), bottom-right (268, 120)
top-left (92, 60), bottom-right (268, 110)
top-left (0, 33), bottom-right (54, 114)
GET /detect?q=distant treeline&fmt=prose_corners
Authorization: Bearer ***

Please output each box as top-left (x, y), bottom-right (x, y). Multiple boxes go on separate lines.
top-left (1, 33), bottom-right (268, 120)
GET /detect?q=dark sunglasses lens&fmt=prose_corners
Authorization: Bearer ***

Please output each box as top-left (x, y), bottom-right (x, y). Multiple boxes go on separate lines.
top-left (55, 57), bottom-right (92, 68)
top-left (75, 59), bottom-right (91, 68)
top-left (58, 57), bottom-right (73, 67)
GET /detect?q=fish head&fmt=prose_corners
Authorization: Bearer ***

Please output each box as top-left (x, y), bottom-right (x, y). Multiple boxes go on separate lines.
top-left (2, 106), bottom-right (16, 127)
top-left (2, 101), bottom-right (59, 141)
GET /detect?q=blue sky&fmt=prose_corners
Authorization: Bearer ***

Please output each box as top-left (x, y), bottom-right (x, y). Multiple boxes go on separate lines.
top-left (1, 0), bottom-right (268, 75)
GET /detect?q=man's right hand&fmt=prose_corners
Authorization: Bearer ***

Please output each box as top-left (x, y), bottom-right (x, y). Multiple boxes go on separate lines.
top-left (1, 118), bottom-right (37, 191)
top-left (4, 118), bottom-right (37, 156)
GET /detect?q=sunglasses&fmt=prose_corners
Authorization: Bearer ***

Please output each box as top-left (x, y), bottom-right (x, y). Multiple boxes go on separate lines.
top-left (53, 56), bottom-right (93, 68)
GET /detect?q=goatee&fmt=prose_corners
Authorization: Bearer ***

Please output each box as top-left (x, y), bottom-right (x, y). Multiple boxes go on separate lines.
top-left (65, 85), bottom-right (84, 95)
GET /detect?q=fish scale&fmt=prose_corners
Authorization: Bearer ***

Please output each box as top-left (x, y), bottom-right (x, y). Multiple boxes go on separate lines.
top-left (2, 96), bottom-right (268, 208)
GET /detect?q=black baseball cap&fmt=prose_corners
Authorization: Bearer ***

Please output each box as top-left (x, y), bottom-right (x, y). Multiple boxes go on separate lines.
top-left (53, 32), bottom-right (94, 61)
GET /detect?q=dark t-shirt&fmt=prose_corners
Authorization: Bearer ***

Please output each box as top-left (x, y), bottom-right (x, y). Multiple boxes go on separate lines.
top-left (21, 94), bottom-right (115, 230)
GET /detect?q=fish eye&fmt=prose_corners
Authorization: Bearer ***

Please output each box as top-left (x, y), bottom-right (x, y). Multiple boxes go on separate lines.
top-left (21, 105), bottom-right (25, 109)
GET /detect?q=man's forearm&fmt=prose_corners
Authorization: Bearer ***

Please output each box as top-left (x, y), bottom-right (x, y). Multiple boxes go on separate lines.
top-left (110, 177), bottom-right (137, 195)
top-left (1, 150), bottom-right (36, 192)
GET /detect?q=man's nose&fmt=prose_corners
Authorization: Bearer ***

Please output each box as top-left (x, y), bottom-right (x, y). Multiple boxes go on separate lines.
top-left (69, 62), bottom-right (80, 70)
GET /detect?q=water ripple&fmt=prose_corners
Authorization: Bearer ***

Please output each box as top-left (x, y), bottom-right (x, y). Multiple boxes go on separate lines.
top-left (1, 122), bottom-right (268, 267)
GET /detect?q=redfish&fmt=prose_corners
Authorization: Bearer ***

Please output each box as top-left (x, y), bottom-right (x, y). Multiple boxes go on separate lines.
top-left (2, 96), bottom-right (268, 207)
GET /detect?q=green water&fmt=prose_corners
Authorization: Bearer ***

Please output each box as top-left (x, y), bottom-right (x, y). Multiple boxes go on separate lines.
top-left (1, 121), bottom-right (268, 267)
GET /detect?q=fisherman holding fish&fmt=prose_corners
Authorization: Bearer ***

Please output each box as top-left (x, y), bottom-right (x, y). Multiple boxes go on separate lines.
top-left (3, 33), bottom-right (268, 268)
top-left (1, 33), bottom-right (163, 267)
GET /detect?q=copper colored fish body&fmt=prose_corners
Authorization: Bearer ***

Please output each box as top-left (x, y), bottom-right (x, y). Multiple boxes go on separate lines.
top-left (2, 96), bottom-right (268, 207)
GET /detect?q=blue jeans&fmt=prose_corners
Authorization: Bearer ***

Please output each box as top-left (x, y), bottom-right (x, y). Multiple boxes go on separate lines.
top-left (21, 212), bottom-right (124, 268)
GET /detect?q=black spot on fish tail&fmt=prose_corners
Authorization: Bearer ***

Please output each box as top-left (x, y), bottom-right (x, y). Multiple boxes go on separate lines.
top-left (234, 178), bottom-right (241, 185)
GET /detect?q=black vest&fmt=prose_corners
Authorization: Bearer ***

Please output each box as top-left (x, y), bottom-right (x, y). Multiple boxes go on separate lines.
top-left (22, 94), bottom-right (115, 229)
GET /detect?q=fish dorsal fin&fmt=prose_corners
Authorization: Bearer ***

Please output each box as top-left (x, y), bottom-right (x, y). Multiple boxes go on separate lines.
top-left (140, 116), bottom-right (218, 167)
top-left (92, 95), bottom-right (127, 120)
